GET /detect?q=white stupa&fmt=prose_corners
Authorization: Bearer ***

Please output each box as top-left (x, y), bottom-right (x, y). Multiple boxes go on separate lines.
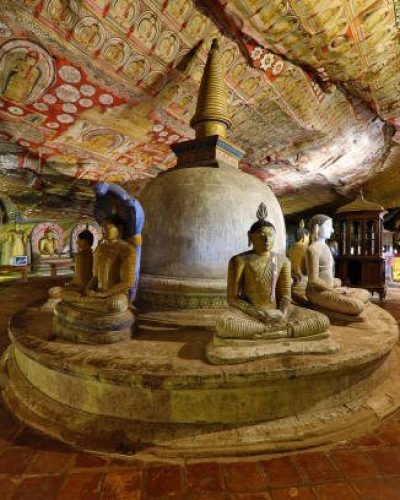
top-left (138, 39), bottom-right (286, 309)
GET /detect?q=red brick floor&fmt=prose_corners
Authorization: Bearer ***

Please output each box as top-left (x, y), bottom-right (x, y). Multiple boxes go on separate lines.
top-left (0, 280), bottom-right (400, 499)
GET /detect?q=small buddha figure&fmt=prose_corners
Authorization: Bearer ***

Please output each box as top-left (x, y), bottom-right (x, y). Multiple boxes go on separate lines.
top-left (47, 0), bottom-right (74, 27)
top-left (3, 51), bottom-right (41, 104)
top-left (103, 41), bottom-right (125, 66)
top-left (136, 13), bottom-right (157, 43)
top-left (75, 23), bottom-right (101, 50)
top-left (289, 219), bottom-right (309, 286)
top-left (110, 0), bottom-right (136, 24)
top-left (206, 204), bottom-right (334, 364)
top-left (0, 226), bottom-right (27, 265)
top-left (306, 214), bottom-right (370, 320)
top-left (9, 227), bottom-right (27, 258)
top-left (45, 230), bottom-right (94, 311)
top-left (39, 229), bottom-right (58, 257)
top-left (65, 230), bottom-right (93, 291)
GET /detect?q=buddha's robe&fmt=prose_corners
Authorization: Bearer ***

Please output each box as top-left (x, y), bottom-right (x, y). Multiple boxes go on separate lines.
top-left (217, 252), bottom-right (329, 339)
top-left (306, 241), bottom-right (370, 317)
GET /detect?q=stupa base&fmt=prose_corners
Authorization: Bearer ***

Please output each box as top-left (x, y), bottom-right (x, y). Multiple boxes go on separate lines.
top-left (2, 303), bottom-right (399, 458)
top-left (137, 274), bottom-right (228, 309)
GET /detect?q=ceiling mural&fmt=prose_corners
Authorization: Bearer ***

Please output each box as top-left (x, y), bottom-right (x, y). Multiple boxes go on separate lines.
top-left (0, 0), bottom-right (398, 217)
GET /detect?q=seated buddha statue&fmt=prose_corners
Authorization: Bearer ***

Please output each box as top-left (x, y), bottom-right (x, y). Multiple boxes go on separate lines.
top-left (289, 219), bottom-right (309, 286)
top-left (53, 215), bottom-right (136, 343)
top-left (44, 230), bottom-right (94, 311)
top-left (39, 230), bottom-right (58, 257)
top-left (289, 219), bottom-right (310, 306)
top-left (207, 204), bottom-right (336, 364)
top-left (306, 214), bottom-right (370, 321)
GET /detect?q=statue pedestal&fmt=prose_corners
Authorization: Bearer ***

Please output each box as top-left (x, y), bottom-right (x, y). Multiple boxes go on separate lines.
top-left (53, 301), bottom-right (134, 344)
top-left (206, 332), bottom-right (338, 365)
top-left (2, 301), bottom-right (400, 458)
top-left (33, 256), bottom-right (73, 275)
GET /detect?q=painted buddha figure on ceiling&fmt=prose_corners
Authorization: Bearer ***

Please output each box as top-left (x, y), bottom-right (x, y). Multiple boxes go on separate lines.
top-left (206, 205), bottom-right (334, 364)
top-left (306, 214), bottom-right (370, 320)
top-left (3, 51), bottom-right (41, 104)
top-left (47, 0), bottom-right (74, 27)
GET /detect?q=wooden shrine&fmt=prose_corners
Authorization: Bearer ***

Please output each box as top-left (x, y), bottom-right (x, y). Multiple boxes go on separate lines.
top-left (336, 191), bottom-right (386, 300)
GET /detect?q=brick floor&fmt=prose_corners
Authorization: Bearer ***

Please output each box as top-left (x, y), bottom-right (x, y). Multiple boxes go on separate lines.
top-left (0, 280), bottom-right (400, 499)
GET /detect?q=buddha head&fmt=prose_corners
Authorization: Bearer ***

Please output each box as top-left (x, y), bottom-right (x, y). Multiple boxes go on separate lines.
top-left (248, 203), bottom-right (275, 253)
top-left (296, 219), bottom-right (309, 245)
top-left (77, 229), bottom-right (94, 251)
top-left (44, 229), bottom-right (56, 241)
top-left (309, 214), bottom-right (333, 242)
top-left (102, 214), bottom-right (124, 241)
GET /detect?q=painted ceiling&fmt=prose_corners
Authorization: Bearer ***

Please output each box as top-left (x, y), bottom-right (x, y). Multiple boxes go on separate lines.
top-left (0, 0), bottom-right (399, 218)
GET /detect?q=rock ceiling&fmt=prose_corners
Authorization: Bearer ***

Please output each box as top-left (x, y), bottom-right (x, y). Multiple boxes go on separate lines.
top-left (0, 0), bottom-right (399, 219)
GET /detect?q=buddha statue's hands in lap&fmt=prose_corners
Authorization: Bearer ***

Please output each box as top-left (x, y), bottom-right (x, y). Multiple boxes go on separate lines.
top-left (60, 217), bottom-right (136, 313)
top-left (306, 215), bottom-right (370, 318)
top-left (216, 204), bottom-right (329, 340)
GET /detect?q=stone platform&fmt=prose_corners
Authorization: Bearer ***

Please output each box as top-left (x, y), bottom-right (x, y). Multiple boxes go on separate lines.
top-left (2, 302), bottom-right (400, 458)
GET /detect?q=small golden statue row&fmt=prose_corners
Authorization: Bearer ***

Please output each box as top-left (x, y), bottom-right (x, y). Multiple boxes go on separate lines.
top-left (207, 204), bottom-right (338, 364)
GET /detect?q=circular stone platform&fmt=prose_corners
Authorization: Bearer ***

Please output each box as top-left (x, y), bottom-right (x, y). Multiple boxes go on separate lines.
top-left (2, 302), bottom-right (400, 458)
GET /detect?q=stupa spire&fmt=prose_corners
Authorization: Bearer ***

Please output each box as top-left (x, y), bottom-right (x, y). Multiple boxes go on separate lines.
top-left (190, 38), bottom-right (232, 139)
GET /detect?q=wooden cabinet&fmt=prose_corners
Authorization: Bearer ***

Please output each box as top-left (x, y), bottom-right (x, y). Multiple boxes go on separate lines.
top-left (336, 192), bottom-right (386, 300)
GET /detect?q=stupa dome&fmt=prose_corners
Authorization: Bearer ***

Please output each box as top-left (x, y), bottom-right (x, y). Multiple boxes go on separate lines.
top-left (138, 167), bottom-right (286, 308)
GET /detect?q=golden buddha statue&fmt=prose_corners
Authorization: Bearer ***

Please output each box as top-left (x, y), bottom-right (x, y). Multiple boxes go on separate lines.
top-left (59, 216), bottom-right (135, 312)
top-left (207, 205), bottom-right (335, 364)
top-left (84, 217), bottom-right (135, 310)
top-left (54, 215), bottom-right (136, 343)
top-left (38, 230), bottom-right (58, 257)
top-left (306, 214), bottom-right (370, 320)
top-left (289, 219), bottom-right (309, 286)
top-left (0, 225), bottom-right (27, 265)
top-left (45, 230), bottom-right (93, 311)
top-left (64, 230), bottom-right (93, 291)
